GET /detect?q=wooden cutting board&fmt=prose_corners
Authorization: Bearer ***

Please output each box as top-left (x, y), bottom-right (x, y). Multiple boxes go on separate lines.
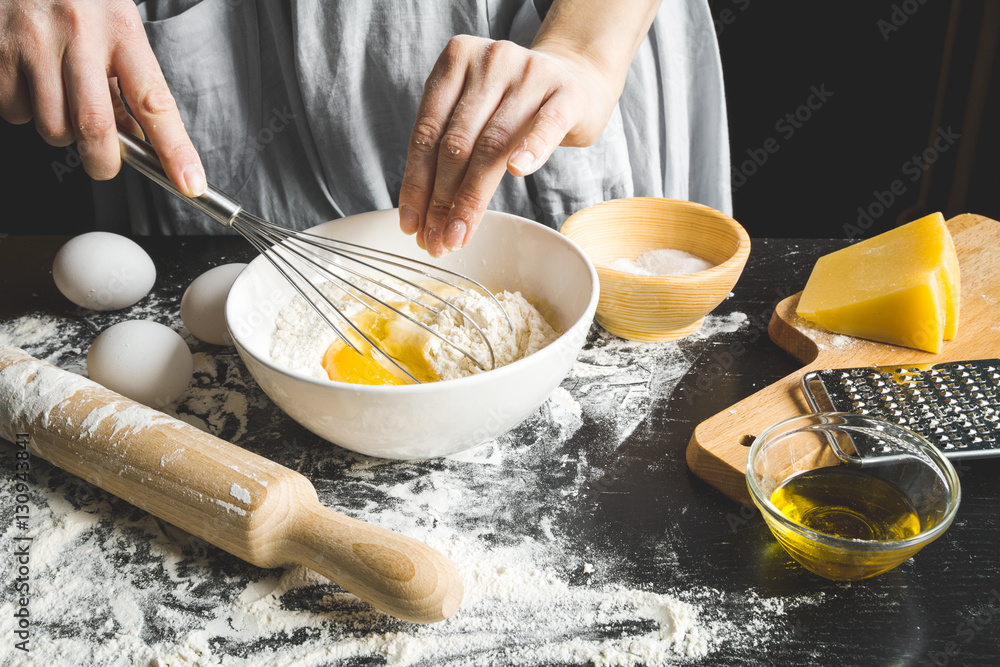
top-left (686, 213), bottom-right (1000, 504)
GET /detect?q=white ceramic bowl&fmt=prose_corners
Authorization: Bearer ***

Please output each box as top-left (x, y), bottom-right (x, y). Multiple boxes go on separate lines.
top-left (226, 209), bottom-right (598, 459)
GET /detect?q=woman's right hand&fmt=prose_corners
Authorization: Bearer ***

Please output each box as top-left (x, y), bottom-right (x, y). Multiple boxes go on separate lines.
top-left (0, 0), bottom-right (205, 195)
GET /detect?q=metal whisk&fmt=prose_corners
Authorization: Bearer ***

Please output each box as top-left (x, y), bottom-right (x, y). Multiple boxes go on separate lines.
top-left (118, 130), bottom-right (511, 383)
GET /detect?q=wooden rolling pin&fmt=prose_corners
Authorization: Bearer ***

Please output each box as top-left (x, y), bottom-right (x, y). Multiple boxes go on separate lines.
top-left (0, 346), bottom-right (462, 624)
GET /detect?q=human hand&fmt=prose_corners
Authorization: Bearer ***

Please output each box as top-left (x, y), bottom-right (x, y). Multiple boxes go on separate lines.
top-left (0, 0), bottom-right (205, 195)
top-left (398, 35), bottom-right (622, 257)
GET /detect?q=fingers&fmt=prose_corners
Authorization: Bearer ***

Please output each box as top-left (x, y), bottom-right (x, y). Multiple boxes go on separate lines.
top-left (24, 54), bottom-right (75, 147)
top-left (440, 88), bottom-right (576, 254)
top-left (420, 76), bottom-right (507, 256)
top-left (506, 89), bottom-right (572, 177)
top-left (6, 4), bottom-right (74, 145)
top-left (112, 23), bottom-right (205, 196)
top-left (108, 77), bottom-right (143, 138)
top-left (64, 39), bottom-right (119, 180)
top-left (0, 56), bottom-right (32, 125)
top-left (400, 38), bottom-right (583, 257)
top-left (399, 38), bottom-right (470, 252)
top-left (436, 91), bottom-right (543, 253)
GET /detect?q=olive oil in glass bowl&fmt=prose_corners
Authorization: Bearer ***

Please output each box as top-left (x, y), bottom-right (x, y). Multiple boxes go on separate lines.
top-left (746, 413), bottom-right (961, 580)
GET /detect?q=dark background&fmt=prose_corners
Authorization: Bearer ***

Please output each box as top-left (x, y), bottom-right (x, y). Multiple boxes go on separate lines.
top-left (1, 0), bottom-right (997, 238)
top-left (711, 0), bottom-right (999, 239)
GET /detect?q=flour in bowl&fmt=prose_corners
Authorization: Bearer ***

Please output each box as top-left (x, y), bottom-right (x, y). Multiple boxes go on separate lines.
top-left (270, 282), bottom-right (559, 382)
top-left (605, 248), bottom-right (714, 276)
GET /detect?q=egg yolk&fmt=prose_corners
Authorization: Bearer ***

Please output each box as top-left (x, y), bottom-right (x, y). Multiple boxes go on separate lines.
top-left (322, 343), bottom-right (404, 386)
top-left (320, 298), bottom-right (444, 385)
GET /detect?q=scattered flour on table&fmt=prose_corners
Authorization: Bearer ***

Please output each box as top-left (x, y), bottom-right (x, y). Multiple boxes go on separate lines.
top-left (0, 312), bottom-right (89, 374)
top-left (0, 315), bottom-right (60, 349)
top-left (568, 311), bottom-right (747, 448)
top-left (171, 351), bottom-right (252, 442)
top-left (697, 311), bottom-right (747, 337)
top-left (0, 307), bottom-right (832, 666)
top-left (547, 386), bottom-right (582, 418)
top-left (269, 282), bottom-right (558, 381)
top-left (0, 445), bottom-right (822, 667)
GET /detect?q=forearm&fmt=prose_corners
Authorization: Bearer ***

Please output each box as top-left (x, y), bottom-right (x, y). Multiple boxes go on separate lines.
top-left (531, 0), bottom-right (662, 93)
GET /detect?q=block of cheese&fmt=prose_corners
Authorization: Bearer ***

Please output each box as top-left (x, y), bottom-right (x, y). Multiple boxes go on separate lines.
top-left (796, 212), bottom-right (960, 353)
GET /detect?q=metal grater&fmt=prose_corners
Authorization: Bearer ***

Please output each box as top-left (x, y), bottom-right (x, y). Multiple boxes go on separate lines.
top-left (801, 359), bottom-right (1000, 459)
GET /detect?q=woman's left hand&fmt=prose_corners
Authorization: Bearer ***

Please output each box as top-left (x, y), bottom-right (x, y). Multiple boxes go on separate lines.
top-left (397, 35), bottom-right (621, 257)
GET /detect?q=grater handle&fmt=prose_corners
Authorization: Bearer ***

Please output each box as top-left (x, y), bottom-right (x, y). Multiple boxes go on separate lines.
top-left (800, 371), bottom-right (830, 413)
top-left (799, 372), bottom-right (869, 466)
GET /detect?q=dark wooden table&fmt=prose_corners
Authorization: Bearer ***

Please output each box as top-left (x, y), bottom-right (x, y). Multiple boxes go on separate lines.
top-left (1, 234), bottom-right (998, 666)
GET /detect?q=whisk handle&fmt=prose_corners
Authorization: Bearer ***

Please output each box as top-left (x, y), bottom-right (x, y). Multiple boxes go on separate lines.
top-left (118, 129), bottom-right (243, 228)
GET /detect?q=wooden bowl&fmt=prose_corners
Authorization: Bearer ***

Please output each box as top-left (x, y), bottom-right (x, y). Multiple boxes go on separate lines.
top-left (560, 198), bottom-right (751, 342)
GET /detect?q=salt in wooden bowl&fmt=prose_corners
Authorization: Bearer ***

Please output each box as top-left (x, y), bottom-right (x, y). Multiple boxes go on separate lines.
top-left (560, 197), bottom-right (751, 342)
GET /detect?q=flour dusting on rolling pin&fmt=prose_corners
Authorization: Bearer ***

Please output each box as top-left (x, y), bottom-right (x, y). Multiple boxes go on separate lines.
top-left (0, 346), bottom-right (462, 623)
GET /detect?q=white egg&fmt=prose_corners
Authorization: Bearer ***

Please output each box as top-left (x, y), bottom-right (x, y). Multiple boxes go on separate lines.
top-left (52, 232), bottom-right (156, 311)
top-left (87, 320), bottom-right (193, 408)
top-left (180, 263), bottom-right (247, 345)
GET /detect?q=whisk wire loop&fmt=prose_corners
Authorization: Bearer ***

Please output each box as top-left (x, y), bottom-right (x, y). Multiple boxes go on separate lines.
top-left (260, 220), bottom-right (515, 333)
top-left (237, 214), bottom-right (498, 374)
top-left (231, 218), bottom-right (426, 377)
top-left (119, 129), bottom-right (513, 383)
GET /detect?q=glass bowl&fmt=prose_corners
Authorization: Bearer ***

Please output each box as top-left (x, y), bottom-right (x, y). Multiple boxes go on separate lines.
top-left (746, 412), bottom-right (961, 580)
